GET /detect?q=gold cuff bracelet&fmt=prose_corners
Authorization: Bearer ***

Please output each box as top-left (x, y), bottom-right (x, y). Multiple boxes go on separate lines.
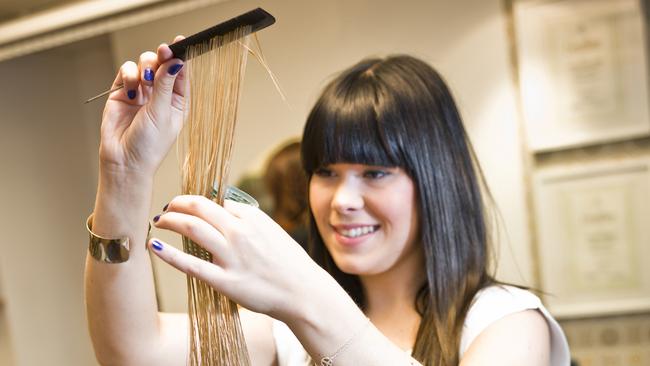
top-left (86, 214), bottom-right (150, 263)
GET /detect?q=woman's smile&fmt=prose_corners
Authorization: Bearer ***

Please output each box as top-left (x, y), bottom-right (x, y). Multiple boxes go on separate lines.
top-left (331, 223), bottom-right (381, 246)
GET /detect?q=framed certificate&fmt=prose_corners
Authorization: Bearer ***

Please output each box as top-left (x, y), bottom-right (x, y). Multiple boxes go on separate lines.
top-left (533, 157), bottom-right (650, 317)
top-left (513, 0), bottom-right (650, 151)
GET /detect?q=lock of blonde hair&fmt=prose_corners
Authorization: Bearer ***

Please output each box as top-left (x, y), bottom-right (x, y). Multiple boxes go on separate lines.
top-left (180, 26), bottom-right (252, 366)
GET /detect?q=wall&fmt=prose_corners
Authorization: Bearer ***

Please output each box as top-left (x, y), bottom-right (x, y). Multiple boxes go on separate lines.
top-left (534, 133), bottom-right (650, 366)
top-left (0, 36), bottom-right (113, 366)
top-left (110, 0), bottom-right (534, 312)
top-left (561, 312), bottom-right (650, 366)
top-left (0, 269), bottom-right (13, 366)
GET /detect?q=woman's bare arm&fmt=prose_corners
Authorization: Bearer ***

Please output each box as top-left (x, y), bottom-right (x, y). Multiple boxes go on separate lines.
top-left (459, 310), bottom-right (551, 366)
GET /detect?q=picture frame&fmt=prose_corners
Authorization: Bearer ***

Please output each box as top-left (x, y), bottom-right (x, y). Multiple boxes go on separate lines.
top-left (512, 0), bottom-right (650, 152)
top-left (533, 157), bottom-right (650, 318)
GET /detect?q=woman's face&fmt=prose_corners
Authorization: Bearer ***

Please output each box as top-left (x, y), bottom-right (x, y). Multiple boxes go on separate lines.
top-left (309, 163), bottom-right (421, 276)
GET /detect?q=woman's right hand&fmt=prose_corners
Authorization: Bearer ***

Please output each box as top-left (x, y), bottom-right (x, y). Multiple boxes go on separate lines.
top-left (99, 36), bottom-right (187, 178)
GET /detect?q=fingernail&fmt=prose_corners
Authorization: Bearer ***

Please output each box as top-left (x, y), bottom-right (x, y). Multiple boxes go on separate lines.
top-left (168, 63), bottom-right (183, 75)
top-left (152, 240), bottom-right (163, 251)
top-left (127, 89), bottom-right (136, 99)
top-left (144, 68), bottom-right (154, 81)
top-left (153, 214), bottom-right (160, 223)
top-left (162, 203), bottom-right (169, 212)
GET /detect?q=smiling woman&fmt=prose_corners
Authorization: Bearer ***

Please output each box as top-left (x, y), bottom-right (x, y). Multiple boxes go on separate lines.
top-left (83, 45), bottom-right (571, 365)
top-left (288, 55), bottom-right (569, 365)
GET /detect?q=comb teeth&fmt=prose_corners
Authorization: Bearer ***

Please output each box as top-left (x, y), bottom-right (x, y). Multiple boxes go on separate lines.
top-left (169, 7), bottom-right (275, 61)
top-left (185, 239), bottom-right (212, 262)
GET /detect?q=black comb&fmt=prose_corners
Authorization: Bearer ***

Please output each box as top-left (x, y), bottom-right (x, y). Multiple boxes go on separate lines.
top-left (169, 7), bottom-right (275, 61)
top-left (84, 7), bottom-right (275, 104)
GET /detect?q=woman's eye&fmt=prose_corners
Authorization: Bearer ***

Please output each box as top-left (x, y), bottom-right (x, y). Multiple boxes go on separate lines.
top-left (314, 168), bottom-right (334, 177)
top-left (363, 170), bottom-right (389, 179)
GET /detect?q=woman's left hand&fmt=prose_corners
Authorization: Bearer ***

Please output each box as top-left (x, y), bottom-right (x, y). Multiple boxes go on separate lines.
top-left (149, 195), bottom-right (326, 321)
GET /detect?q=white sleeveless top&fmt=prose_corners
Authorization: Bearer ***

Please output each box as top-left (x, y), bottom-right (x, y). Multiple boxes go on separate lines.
top-left (272, 285), bottom-right (570, 365)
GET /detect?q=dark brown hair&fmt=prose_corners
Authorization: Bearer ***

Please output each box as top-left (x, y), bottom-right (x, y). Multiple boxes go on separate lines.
top-left (301, 55), bottom-right (495, 365)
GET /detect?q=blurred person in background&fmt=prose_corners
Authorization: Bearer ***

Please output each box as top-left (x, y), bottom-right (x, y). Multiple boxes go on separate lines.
top-left (264, 140), bottom-right (309, 249)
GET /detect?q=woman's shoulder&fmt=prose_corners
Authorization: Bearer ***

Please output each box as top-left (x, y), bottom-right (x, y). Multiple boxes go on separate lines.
top-left (460, 284), bottom-right (570, 365)
top-left (468, 284), bottom-right (542, 315)
top-left (461, 285), bottom-right (542, 350)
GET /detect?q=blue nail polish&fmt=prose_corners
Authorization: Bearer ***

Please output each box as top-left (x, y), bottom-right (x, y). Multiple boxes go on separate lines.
top-left (162, 203), bottom-right (169, 212)
top-left (127, 89), bottom-right (136, 99)
top-left (168, 64), bottom-right (183, 75)
top-left (144, 68), bottom-right (154, 81)
top-left (153, 214), bottom-right (160, 223)
top-left (152, 240), bottom-right (163, 251)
